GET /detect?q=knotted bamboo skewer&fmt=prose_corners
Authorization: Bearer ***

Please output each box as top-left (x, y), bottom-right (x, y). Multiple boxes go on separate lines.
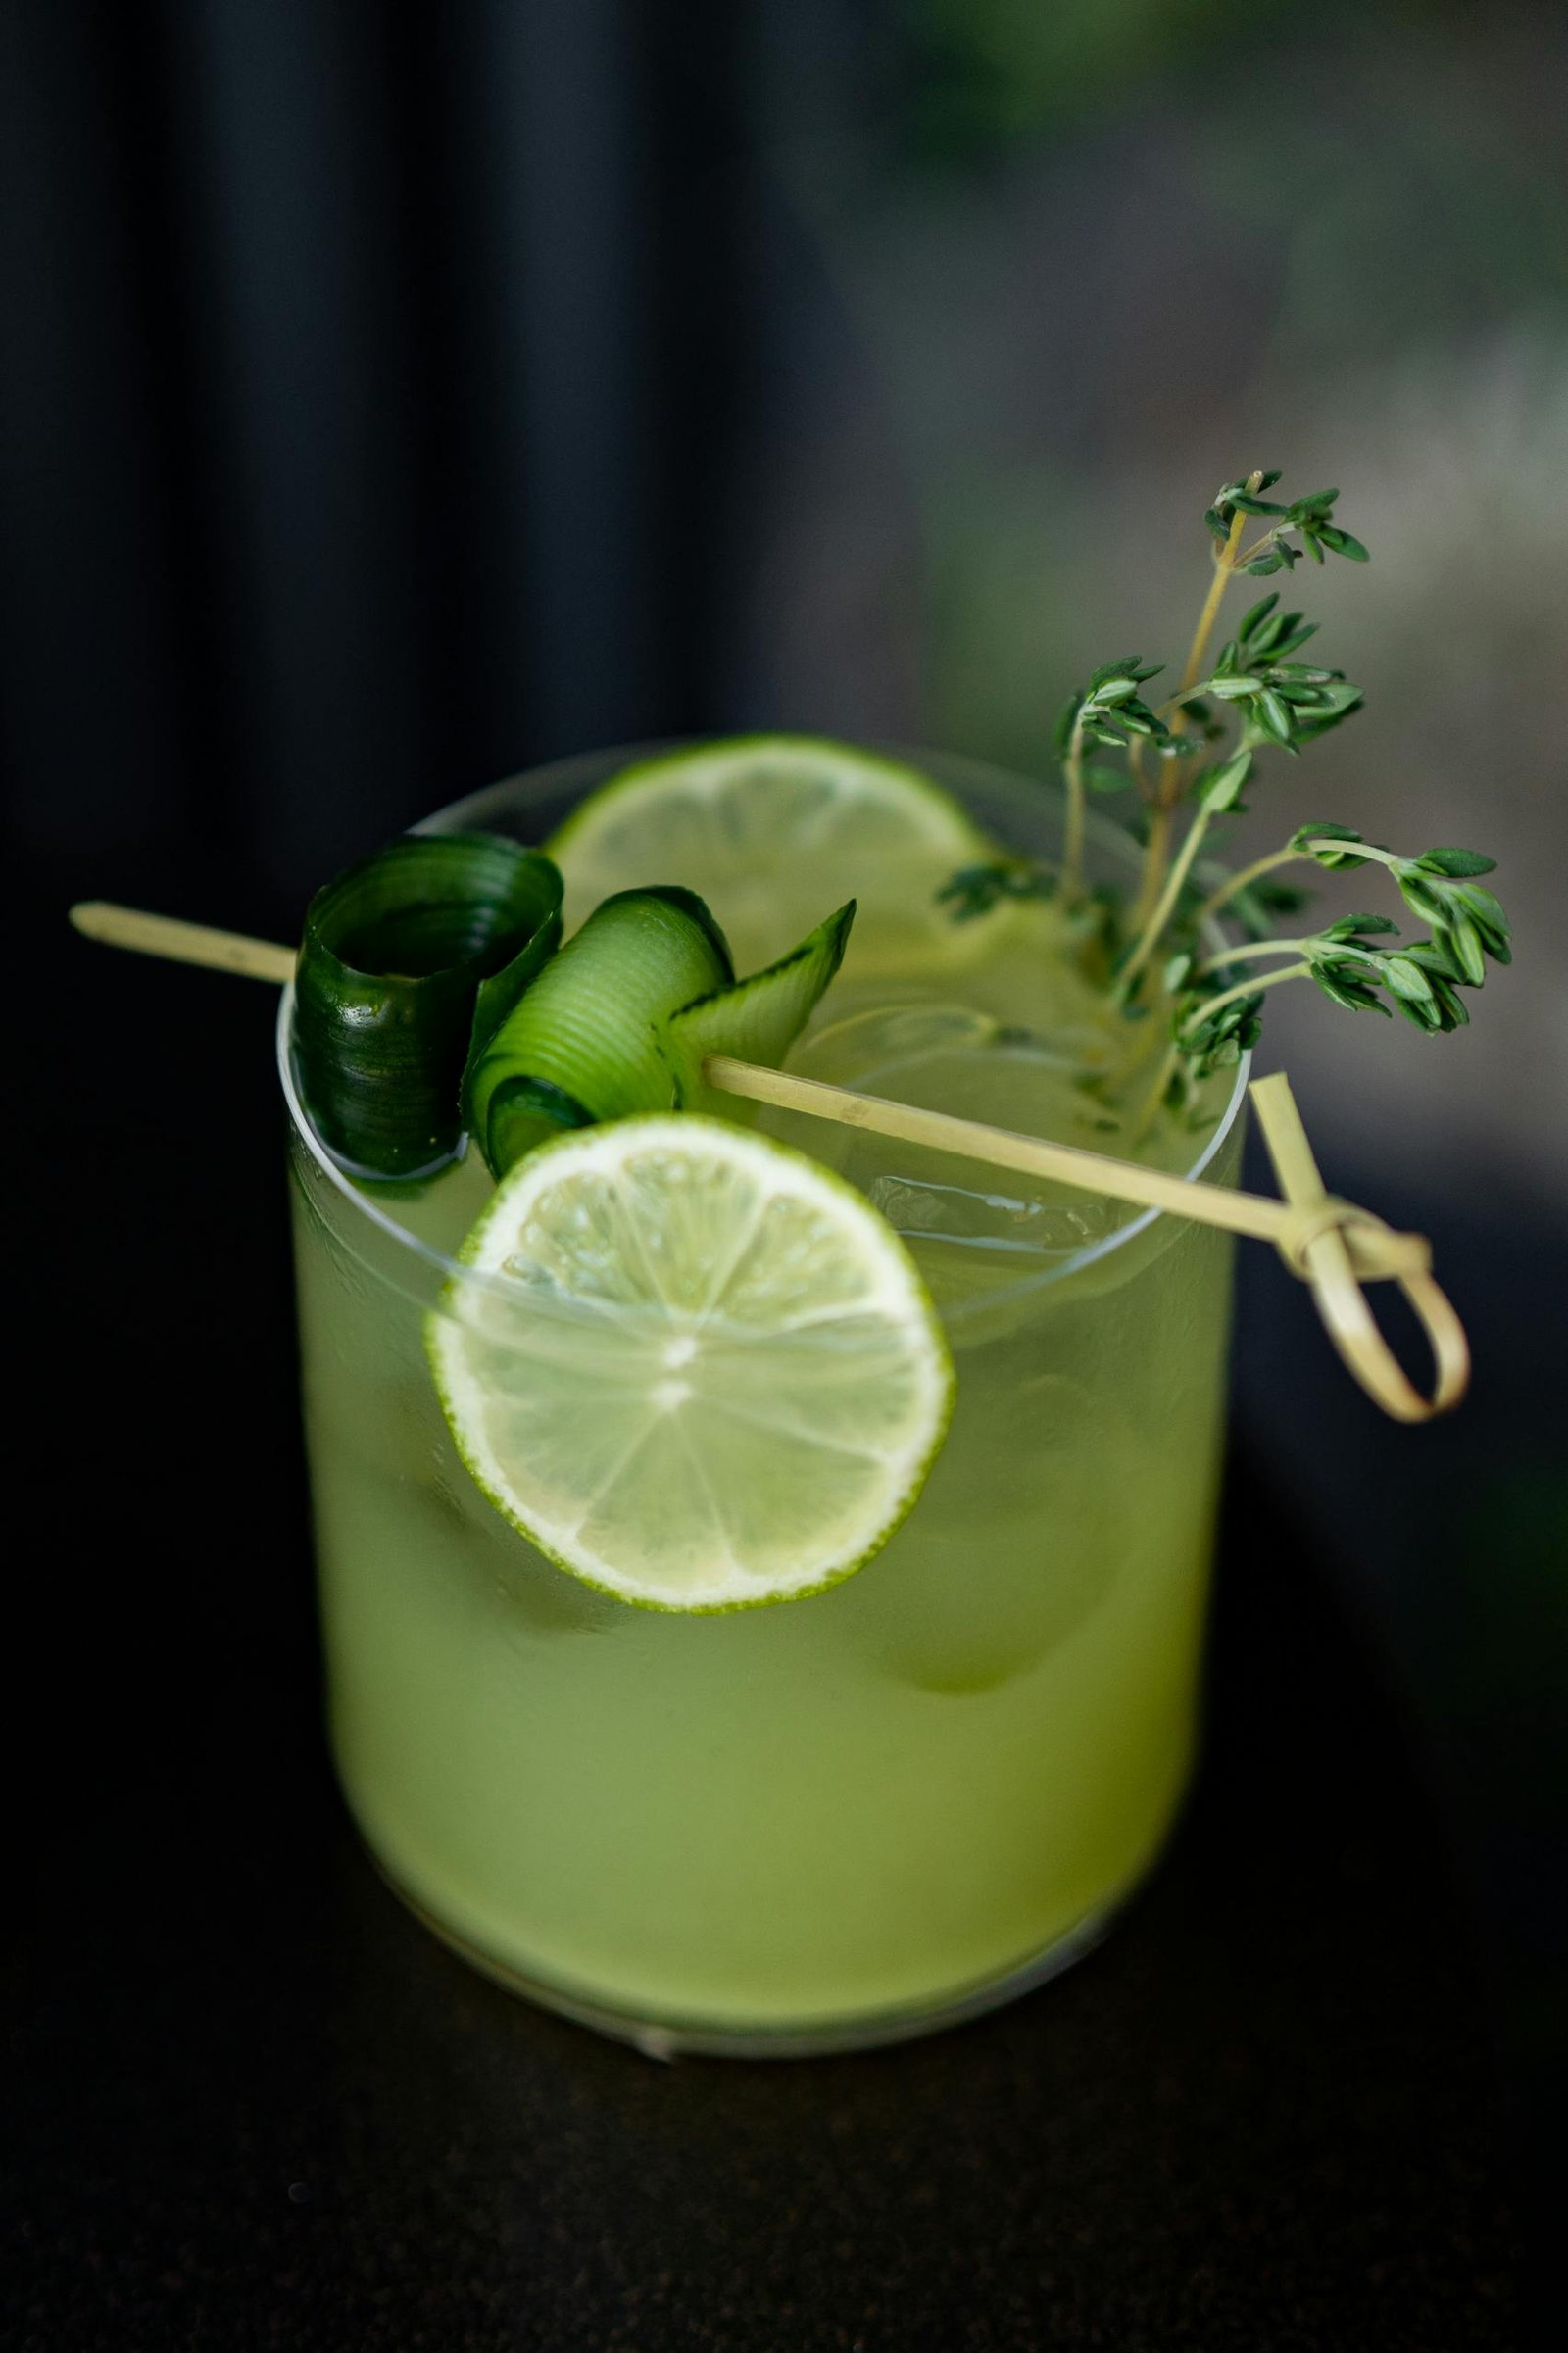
top-left (70, 900), bottom-right (1469, 1422)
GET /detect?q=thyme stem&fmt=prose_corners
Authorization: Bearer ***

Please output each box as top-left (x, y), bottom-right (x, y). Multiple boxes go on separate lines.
top-left (1195, 935), bottom-right (1317, 979)
top-left (1182, 506), bottom-right (1249, 697)
top-left (1061, 713), bottom-right (1088, 904)
top-left (1133, 954), bottom-right (1313, 1143)
top-left (1190, 844), bottom-right (1303, 931)
top-left (1128, 803), bottom-right (1172, 935)
top-left (1131, 484), bottom-right (1253, 931)
top-left (1186, 961), bottom-right (1314, 1027)
top-left (1128, 1043), bottom-right (1182, 1145)
top-left (1120, 806), bottom-right (1216, 990)
top-left (1304, 836), bottom-right (1402, 871)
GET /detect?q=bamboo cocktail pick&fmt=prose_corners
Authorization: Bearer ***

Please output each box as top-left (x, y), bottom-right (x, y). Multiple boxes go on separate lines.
top-left (71, 903), bottom-right (299, 985)
top-left (69, 900), bottom-right (1469, 1424)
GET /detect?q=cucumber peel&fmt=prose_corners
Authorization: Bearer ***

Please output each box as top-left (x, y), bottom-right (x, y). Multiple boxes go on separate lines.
top-left (660, 901), bottom-right (856, 1118)
top-left (293, 832), bottom-right (563, 1178)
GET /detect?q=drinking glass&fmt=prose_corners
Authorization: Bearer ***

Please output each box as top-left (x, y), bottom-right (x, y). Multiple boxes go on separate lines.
top-left (281, 747), bottom-right (1247, 2055)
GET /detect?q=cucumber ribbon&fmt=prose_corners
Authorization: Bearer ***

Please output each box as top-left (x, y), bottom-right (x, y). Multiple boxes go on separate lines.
top-left (465, 889), bottom-right (856, 1177)
top-left (294, 832), bottom-right (563, 1177)
top-left (659, 901), bottom-right (856, 1117)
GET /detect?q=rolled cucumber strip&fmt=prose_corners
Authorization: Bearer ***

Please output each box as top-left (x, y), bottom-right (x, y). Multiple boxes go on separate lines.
top-left (463, 886), bottom-right (733, 1175)
top-left (659, 901), bottom-right (856, 1118)
top-left (293, 832), bottom-right (563, 1178)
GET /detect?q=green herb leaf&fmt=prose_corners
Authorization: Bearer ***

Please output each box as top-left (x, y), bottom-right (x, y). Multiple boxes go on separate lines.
top-left (1311, 967), bottom-right (1391, 1015)
top-left (1198, 750), bottom-right (1254, 812)
top-left (1256, 688), bottom-right (1297, 748)
top-left (1237, 592), bottom-right (1281, 638)
top-left (1323, 912), bottom-right (1399, 939)
top-left (938, 858), bottom-right (1056, 919)
top-left (1381, 956), bottom-right (1436, 1005)
top-left (1315, 525), bottom-right (1370, 563)
top-left (1390, 857), bottom-right (1511, 976)
top-left (1416, 846), bottom-right (1498, 878)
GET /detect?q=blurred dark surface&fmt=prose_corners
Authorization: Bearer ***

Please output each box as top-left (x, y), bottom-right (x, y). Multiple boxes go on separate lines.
top-left (6, 2), bottom-right (1567, 2343)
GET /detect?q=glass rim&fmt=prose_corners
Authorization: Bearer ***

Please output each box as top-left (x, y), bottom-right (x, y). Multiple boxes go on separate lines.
top-left (276, 740), bottom-right (1251, 1324)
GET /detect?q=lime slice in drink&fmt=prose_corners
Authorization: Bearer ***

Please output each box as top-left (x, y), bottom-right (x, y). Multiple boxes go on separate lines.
top-left (427, 1115), bottom-right (954, 1611)
top-left (546, 735), bottom-right (1000, 979)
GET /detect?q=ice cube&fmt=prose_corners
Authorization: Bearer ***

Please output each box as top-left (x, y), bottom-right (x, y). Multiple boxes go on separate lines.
top-left (763, 1004), bottom-right (1146, 1298)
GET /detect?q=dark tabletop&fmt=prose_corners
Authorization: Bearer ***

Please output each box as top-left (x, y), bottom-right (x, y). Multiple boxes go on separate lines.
top-left (8, 876), bottom-right (1557, 2351)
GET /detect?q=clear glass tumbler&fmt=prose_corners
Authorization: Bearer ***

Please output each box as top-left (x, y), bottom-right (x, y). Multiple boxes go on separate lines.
top-left (281, 747), bottom-right (1247, 2056)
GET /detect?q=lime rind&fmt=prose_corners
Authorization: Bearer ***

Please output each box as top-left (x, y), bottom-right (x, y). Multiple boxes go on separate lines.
top-left (425, 1114), bottom-right (954, 1613)
top-left (544, 734), bottom-right (1003, 979)
top-left (546, 735), bottom-right (983, 860)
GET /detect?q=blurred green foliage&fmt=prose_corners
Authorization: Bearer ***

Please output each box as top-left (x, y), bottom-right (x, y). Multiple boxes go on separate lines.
top-left (902, 0), bottom-right (1301, 158)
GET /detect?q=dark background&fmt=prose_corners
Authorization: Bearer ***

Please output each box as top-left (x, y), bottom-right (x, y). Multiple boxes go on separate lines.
top-left (6, 4), bottom-right (1566, 2345)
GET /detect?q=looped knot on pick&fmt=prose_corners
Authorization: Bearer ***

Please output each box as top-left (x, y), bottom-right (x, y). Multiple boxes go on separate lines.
top-left (1275, 1199), bottom-right (1431, 1285)
top-left (1250, 1073), bottom-right (1469, 1423)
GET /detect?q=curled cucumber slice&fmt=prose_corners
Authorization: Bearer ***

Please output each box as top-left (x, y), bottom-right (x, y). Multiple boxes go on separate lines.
top-left (294, 833), bottom-right (563, 1178)
top-left (464, 887), bottom-right (733, 1176)
top-left (659, 901), bottom-right (856, 1117)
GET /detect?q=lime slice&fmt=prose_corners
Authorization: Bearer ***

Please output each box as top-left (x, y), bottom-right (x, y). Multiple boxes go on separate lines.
top-left (546, 735), bottom-right (999, 980)
top-left (427, 1115), bottom-right (954, 1611)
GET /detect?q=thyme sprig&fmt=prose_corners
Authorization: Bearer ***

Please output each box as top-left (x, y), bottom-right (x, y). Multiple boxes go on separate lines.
top-left (1175, 912), bottom-right (1476, 1036)
top-left (1056, 657), bottom-right (1169, 897)
top-left (1203, 474), bottom-right (1371, 574)
top-left (944, 467), bottom-right (1511, 1127)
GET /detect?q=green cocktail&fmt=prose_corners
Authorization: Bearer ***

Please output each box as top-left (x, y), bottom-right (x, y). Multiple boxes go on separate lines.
top-left (283, 745), bottom-right (1245, 2054)
top-left (60, 472), bottom-right (1493, 2053)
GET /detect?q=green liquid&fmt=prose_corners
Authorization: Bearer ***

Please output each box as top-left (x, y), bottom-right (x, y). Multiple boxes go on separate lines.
top-left (289, 907), bottom-right (1241, 2040)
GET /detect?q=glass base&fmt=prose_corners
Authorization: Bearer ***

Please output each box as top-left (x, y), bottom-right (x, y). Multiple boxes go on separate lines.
top-left (375, 1856), bottom-right (1118, 2060)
